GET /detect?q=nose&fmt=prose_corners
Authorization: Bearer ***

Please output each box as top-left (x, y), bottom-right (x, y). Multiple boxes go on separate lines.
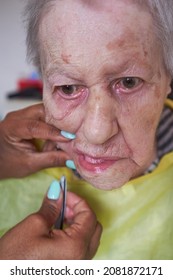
top-left (82, 86), bottom-right (119, 145)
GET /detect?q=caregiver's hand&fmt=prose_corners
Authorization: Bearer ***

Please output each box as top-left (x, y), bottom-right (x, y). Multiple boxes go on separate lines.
top-left (0, 183), bottom-right (102, 259)
top-left (0, 104), bottom-right (70, 179)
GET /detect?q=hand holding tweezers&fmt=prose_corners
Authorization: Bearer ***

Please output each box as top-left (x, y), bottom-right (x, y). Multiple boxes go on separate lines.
top-left (54, 175), bottom-right (67, 229)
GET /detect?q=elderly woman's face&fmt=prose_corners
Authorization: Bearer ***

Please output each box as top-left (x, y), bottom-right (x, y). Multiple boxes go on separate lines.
top-left (40, 0), bottom-right (171, 190)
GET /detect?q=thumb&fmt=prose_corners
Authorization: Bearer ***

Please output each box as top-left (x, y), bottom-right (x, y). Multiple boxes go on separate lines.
top-left (29, 150), bottom-right (69, 171)
top-left (37, 180), bottom-right (63, 231)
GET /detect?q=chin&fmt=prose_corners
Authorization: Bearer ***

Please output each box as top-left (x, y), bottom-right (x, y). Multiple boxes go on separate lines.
top-left (72, 158), bottom-right (144, 191)
top-left (76, 170), bottom-right (132, 190)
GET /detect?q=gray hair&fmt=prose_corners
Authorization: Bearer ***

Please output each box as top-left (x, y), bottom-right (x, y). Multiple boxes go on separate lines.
top-left (24, 0), bottom-right (55, 70)
top-left (24, 0), bottom-right (173, 77)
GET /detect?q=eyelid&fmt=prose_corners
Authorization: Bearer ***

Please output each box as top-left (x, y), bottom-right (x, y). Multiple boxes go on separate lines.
top-left (53, 84), bottom-right (88, 99)
top-left (54, 84), bottom-right (79, 91)
top-left (111, 77), bottom-right (143, 93)
top-left (115, 76), bottom-right (142, 84)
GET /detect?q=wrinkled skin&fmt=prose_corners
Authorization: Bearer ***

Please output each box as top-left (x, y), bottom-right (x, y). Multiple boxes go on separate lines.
top-left (40, 0), bottom-right (171, 190)
top-left (0, 104), bottom-right (70, 179)
top-left (0, 191), bottom-right (102, 259)
top-left (0, 103), bottom-right (102, 260)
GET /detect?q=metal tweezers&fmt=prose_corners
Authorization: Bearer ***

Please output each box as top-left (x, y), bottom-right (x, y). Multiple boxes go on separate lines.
top-left (54, 175), bottom-right (67, 229)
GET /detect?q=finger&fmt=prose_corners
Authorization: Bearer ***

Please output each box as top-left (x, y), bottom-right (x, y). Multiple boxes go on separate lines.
top-left (87, 221), bottom-right (102, 259)
top-left (1, 180), bottom-right (63, 240)
top-left (9, 103), bottom-right (45, 121)
top-left (64, 192), bottom-right (98, 240)
top-left (27, 150), bottom-right (70, 172)
top-left (42, 140), bottom-right (58, 152)
top-left (23, 103), bottom-right (45, 121)
top-left (33, 180), bottom-right (63, 233)
top-left (11, 118), bottom-right (68, 142)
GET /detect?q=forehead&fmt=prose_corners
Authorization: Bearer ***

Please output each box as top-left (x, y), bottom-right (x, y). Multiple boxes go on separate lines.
top-left (39, 0), bottom-right (158, 73)
top-left (40, 0), bottom-right (152, 39)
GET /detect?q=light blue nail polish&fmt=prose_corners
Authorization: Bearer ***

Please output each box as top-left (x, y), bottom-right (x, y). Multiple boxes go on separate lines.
top-left (47, 180), bottom-right (61, 200)
top-left (61, 130), bottom-right (76, 140)
top-left (66, 160), bottom-right (76, 170)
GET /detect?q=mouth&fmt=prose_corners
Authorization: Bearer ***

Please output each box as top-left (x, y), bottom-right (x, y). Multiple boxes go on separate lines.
top-left (76, 150), bottom-right (120, 174)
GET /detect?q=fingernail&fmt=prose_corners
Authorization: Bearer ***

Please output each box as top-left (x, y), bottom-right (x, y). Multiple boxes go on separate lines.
top-left (47, 180), bottom-right (61, 200)
top-left (66, 160), bottom-right (76, 170)
top-left (61, 130), bottom-right (76, 140)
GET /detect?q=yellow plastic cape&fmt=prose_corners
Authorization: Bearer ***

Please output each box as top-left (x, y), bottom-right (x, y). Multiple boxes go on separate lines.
top-left (0, 99), bottom-right (173, 259)
top-left (0, 152), bottom-right (173, 259)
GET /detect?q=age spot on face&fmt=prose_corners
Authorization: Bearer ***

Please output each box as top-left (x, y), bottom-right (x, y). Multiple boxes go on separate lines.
top-left (61, 53), bottom-right (72, 64)
top-left (106, 38), bottom-right (125, 51)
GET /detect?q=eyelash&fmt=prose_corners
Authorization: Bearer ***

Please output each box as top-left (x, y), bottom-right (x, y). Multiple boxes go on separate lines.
top-left (53, 77), bottom-right (143, 98)
top-left (53, 85), bottom-right (87, 99)
top-left (111, 77), bottom-right (143, 94)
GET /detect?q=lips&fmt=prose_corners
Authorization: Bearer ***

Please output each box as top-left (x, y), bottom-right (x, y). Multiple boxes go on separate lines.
top-left (76, 151), bottom-right (119, 174)
top-left (84, 155), bottom-right (106, 164)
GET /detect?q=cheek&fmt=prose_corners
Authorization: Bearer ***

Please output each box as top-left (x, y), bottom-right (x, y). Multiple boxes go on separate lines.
top-left (43, 91), bottom-right (83, 131)
top-left (43, 90), bottom-right (80, 119)
top-left (120, 114), bottom-right (158, 169)
top-left (120, 89), bottom-right (165, 159)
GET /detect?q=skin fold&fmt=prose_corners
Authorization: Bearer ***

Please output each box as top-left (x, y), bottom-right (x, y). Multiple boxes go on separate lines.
top-left (39, 0), bottom-right (171, 190)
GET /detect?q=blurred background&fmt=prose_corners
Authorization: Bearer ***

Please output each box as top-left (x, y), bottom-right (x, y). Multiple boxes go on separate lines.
top-left (0, 0), bottom-right (42, 119)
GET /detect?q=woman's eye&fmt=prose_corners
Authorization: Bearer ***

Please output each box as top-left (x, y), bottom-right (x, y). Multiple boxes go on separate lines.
top-left (53, 84), bottom-right (88, 100)
top-left (58, 85), bottom-right (79, 95)
top-left (112, 77), bottom-right (143, 93)
top-left (121, 77), bottom-right (141, 89)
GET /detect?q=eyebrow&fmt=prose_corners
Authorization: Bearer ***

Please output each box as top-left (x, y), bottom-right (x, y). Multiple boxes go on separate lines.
top-left (45, 64), bottom-right (85, 84)
top-left (45, 64), bottom-right (68, 78)
top-left (45, 58), bottom-right (154, 83)
top-left (101, 59), bottom-right (154, 79)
